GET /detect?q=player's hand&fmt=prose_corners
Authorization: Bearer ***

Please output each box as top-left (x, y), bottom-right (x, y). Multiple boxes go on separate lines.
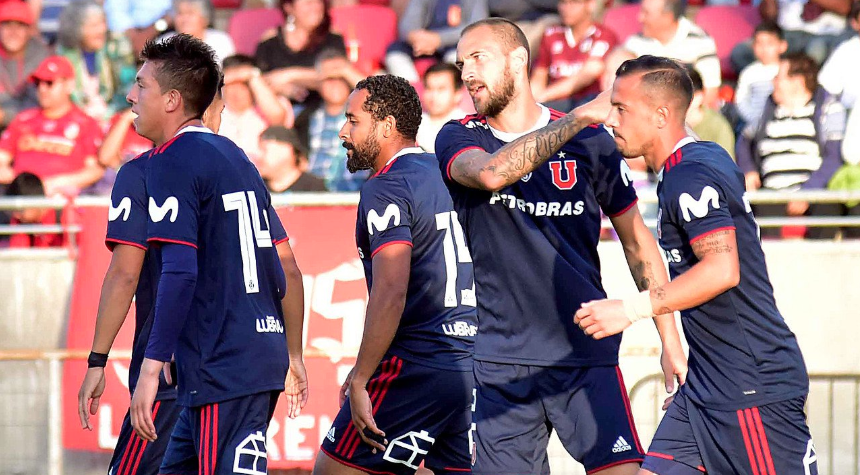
top-left (572, 89), bottom-right (612, 124)
top-left (662, 393), bottom-right (675, 411)
top-left (574, 298), bottom-right (631, 340)
top-left (787, 200), bottom-right (809, 216)
top-left (130, 358), bottom-right (165, 442)
top-left (744, 171), bottom-right (761, 191)
top-left (660, 339), bottom-right (687, 394)
top-left (349, 381), bottom-right (387, 453)
top-left (78, 367), bottom-right (106, 431)
top-left (339, 367), bottom-right (355, 408)
top-left (284, 359), bottom-right (309, 418)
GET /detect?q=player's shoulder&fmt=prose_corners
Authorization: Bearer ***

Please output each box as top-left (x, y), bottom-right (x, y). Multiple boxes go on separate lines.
top-left (441, 113), bottom-right (489, 132)
top-left (591, 23), bottom-right (618, 42)
top-left (663, 142), bottom-right (733, 188)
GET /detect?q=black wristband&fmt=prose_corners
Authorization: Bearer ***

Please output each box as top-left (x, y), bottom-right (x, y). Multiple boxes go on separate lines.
top-left (87, 351), bottom-right (108, 368)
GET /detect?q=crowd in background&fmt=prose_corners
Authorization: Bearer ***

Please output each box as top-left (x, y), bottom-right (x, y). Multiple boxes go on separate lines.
top-left (0, 0), bottom-right (859, 246)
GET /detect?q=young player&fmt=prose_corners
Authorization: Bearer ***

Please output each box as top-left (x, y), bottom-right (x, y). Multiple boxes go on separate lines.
top-left (575, 55), bottom-right (815, 475)
top-left (124, 34), bottom-right (302, 475)
top-left (312, 75), bottom-right (476, 475)
top-left (435, 19), bottom-right (686, 475)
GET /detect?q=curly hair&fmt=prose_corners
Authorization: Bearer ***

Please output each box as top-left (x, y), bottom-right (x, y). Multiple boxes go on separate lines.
top-left (354, 75), bottom-right (422, 142)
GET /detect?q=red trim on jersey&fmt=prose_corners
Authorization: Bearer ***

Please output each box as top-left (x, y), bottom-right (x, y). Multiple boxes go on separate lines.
top-left (689, 226), bottom-right (736, 245)
top-left (587, 124), bottom-right (600, 128)
top-left (746, 408), bottom-right (769, 475)
top-left (737, 409), bottom-right (761, 475)
top-left (370, 240), bottom-right (413, 257)
top-left (105, 238), bottom-right (147, 251)
top-left (147, 237), bottom-right (199, 249)
top-left (698, 466), bottom-right (706, 471)
top-left (346, 357), bottom-right (403, 458)
top-left (273, 236), bottom-right (290, 246)
top-left (458, 113), bottom-right (485, 125)
top-left (549, 108), bottom-right (565, 119)
top-left (752, 407), bottom-right (776, 475)
top-left (441, 468), bottom-right (471, 472)
top-left (320, 447), bottom-right (399, 475)
top-left (116, 429), bottom-right (138, 475)
top-left (664, 149), bottom-right (685, 172)
top-left (128, 401), bottom-right (160, 474)
top-left (373, 158), bottom-right (399, 178)
top-left (586, 458), bottom-right (644, 474)
top-left (607, 198), bottom-right (639, 218)
top-left (211, 404), bottom-right (219, 475)
top-left (646, 452), bottom-right (674, 460)
top-left (154, 135), bottom-right (181, 155)
top-left (615, 366), bottom-right (645, 453)
top-left (130, 149), bottom-right (155, 162)
top-left (447, 146), bottom-right (484, 180)
top-left (338, 358), bottom-right (392, 456)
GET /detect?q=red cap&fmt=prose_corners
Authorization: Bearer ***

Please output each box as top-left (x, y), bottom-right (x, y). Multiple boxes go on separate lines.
top-left (30, 56), bottom-right (75, 82)
top-left (0, 2), bottom-right (34, 26)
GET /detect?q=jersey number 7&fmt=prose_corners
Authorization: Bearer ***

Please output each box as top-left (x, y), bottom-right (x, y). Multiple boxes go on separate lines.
top-left (223, 191), bottom-right (273, 294)
top-left (436, 211), bottom-right (476, 308)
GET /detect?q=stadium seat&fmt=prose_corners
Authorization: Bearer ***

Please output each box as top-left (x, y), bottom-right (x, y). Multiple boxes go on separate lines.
top-left (228, 8), bottom-right (284, 56)
top-left (602, 5), bottom-right (641, 45)
top-left (695, 5), bottom-right (761, 79)
top-left (330, 5), bottom-right (397, 74)
top-left (212, 0), bottom-right (242, 8)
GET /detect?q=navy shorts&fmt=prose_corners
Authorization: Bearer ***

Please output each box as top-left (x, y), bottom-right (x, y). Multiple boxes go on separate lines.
top-left (321, 355), bottom-right (473, 475)
top-left (158, 391), bottom-right (280, 475)
top-left (642, 390), bottom-right (818, 475)
top-left (472, 361), bottom-right (645, 475)
top-left (109, 399), bottom-right (181, 475)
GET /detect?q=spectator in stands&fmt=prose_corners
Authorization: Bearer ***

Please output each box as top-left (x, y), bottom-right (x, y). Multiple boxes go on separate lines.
top-left (219, 54), bottom-right (293, 161)
top-left (255, 0), bottom-right (346, 112)
top-left (57, 1), bottom-right (137, 121)
top-left (818, 1), bottom-right (860, 111)
top-left (735, 21), bottom-right (787, 136)
top-left (98, 108), bottom-right (153, 171)
top-left (38, 0), bottom-right (72, 45)
top-left (0, 56), bottom-right (104, 194)
top-left (417, 62), bottom-right (466, 152)
top-left (738, 52), bottom-right (846, 238)
top-left (258, 126), bottom-right (327, 192)
top-left (104, 0), bottom-right (171, 54)
top-left (624, 0), bottom-right (722, 107)
top-left (159, 0), bottom-right (235, 63)
top-left (487, 0), bottom-right (559, 56)
top-left (296, 49), bottom-right (368, 191)
top-left (5, 171), bottom-right (66, 247)
top-left (0, 1), bottom-right (50, 129)
top-left (686, 67), bottom-right (735, 159)
top-left (823, 105), bottom-right (860, 238)
top-left (530, 0), bottom-right (617, 110)
top-left (384, 0), bottom-right (487, 83)
top-left (599, 47), bottom-right (635, 92)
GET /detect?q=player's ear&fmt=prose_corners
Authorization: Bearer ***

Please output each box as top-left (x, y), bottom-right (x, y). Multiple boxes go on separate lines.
top-left (655, 105), bottom-right (670, 129)
top-left (382, 116), bottom-right (396, 138)
top-left (510, 46), bottom-right (529, 75)
top-left (164, 89), bottom-right (183, 114)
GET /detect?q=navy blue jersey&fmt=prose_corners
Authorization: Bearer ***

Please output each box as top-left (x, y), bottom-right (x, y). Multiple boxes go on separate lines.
top-left (657, 139), bottom-right (808, 410)
top-left (145, 129), bottom-right (289, 407)
top-left (355, 149), bottom-right (476, 371)
top-left (105, 150), bottom-right (177, 401)
top-left (435, 107), bottom-right (638, 366)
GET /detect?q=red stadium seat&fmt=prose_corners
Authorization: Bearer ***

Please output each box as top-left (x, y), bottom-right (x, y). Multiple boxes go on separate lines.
top-left (602, 5), bottom-right (641, 45)
top-left (212, 0), bottom-right (242, 8)
top-left (228, 8), bottom-right (284, 56)
top-left (695, 5), bottom-right (761, 79)
top-left (330, 5), bottom-right (397, 74)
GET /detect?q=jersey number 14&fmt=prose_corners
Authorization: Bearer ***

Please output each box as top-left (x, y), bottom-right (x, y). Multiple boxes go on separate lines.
top-left (436, 211), bottom-right (476, 308)
top-left (223, 191), bottom-right (272, 294)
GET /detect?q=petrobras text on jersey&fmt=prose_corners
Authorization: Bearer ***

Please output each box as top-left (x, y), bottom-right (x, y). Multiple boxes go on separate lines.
top-left (442, 321), bottom-right (477, 337)
top-left (256, 315), bottom-right (285, 334)
top-left (489, 192), bottom-right (585, 217)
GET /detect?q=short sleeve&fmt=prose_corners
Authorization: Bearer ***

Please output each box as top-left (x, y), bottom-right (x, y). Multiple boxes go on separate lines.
top-left (664, 163), bottom-right (735, 244)
top-left (591, 130), bottom-right (638, 217)
top-left (696, 54), bottom-right (722, 89)
top-left (359, 177), bottom-right (413, 257)
top-left (145, 152), bottom-right (200, 248)
top-left (0, 118), bottom-right (20, 154)
top-left (106, 158), bottom-right (149, 250)
top-left (269, 204), bottom-right (289, 245)
top-left (435, 120), bottom-right (485, 182)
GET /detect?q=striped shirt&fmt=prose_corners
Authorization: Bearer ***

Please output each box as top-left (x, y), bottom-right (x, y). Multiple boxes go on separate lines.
top-left (735, 61), bottom-right (779, 133)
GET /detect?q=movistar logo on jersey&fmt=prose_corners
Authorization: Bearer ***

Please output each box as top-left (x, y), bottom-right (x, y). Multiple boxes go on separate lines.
top-left (678, 186), bottom-right (720, 222)
top-left (367, 204), bottom-right (401, 235)
top-left (255, 316), bottom-right (284, 334)
top-left (149, 196), bottom-right (179, 223)
top-left (442, 321), bottom-right (477, 337)
top-left (109, 197), bottom-right (131, 222)
top-left (620, 159), bottom-right (634, 187)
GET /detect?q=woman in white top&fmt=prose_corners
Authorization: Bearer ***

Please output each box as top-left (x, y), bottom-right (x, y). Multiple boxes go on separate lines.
top-left (160, 0), bottom-right (235, 63)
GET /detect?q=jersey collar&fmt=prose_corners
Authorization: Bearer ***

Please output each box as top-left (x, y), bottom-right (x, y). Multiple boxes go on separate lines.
top-left (373, 146), bottom-right (424, 177)
top-left (564, 24), bottom-right (597, 48)
top-left (488, 105), bottom-right (551, 143)
top-left (174, 124), bottom-right (214, 137)
top-left (658, 135), bottom-right (696, 181)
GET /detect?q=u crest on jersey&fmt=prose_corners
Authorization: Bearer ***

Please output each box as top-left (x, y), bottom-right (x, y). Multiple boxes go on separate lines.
top-left (549, 159), bottom-right (578, 190)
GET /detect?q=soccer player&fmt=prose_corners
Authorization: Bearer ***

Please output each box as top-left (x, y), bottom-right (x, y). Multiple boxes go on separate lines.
top-left (435, 18), bottom-right (687, 475)
top-left (123, 34), bottom-right (301, 474)
top-left (575, 55), bottom-right (815, 475)
top-left (312, 75), bottom-right (476, 475)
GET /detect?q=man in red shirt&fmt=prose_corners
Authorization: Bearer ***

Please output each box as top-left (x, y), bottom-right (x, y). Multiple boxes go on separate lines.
top-left (530, 0), bottom-right (618, 110)
top-left (0, 55), bottom-right (104, 194)
top-left (5, 171), bottom-right (65, 248)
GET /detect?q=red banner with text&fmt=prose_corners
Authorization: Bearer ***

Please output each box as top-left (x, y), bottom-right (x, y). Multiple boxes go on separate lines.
top-left (62, 205), bottom-right (366, 470)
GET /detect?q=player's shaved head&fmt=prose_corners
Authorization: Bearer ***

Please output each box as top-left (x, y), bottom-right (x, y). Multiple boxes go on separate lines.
top-left (616, 55), bottom-right (693, 120)
top-left (462, 18), bottom-right (530, 65)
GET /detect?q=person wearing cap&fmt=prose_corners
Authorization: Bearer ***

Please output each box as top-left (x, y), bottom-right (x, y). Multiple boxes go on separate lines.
top-left (0, 1), bottom-right (50, 130)
top-left (257, 125), bottom-right (327, 193)
top-left (0, 55), bottom-right (105, 194)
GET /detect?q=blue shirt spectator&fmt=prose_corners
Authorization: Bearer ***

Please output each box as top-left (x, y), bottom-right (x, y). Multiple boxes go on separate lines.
top-left (104, 0), bottom-right (171, 32)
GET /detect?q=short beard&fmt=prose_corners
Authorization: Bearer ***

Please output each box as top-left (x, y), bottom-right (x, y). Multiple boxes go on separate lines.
top-left (476, 67), bottom-right (516, 117)
top-left (345, 122), bottom-right (380, 173)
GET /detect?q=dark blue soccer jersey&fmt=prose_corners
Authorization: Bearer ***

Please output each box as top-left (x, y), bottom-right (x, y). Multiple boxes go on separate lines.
top-left (657, 139), bottom-right (808, 410)
top-left (435, 107), bottom-right (638, 366)
top-left (144, 129), bottom-right (289, 407)
top-left (355, 149), bottom-right (476, 371)
top-left (105, 150), bottom-right (176, 401)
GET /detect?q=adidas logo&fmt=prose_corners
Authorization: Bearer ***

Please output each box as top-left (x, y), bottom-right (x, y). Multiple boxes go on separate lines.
top-left (326, 427), bottom-right (336, 443)
top-left (612, 436), bottom-right (632, 453)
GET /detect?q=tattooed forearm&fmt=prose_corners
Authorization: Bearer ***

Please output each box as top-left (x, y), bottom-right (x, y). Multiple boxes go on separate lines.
top-left (691, 230), bottom-right (734, 259)
top-left (631, 260), bottom-right (658, 292)
top-left (651, 286), bottom-right (672, 315)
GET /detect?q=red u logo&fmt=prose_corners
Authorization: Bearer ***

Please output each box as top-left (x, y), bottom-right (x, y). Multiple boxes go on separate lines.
top-left (549, 160), bottom-right (577, 190)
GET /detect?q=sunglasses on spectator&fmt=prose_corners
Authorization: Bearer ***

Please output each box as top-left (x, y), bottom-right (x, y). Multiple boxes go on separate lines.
top-left (34, 79), bottom-right (57, 87)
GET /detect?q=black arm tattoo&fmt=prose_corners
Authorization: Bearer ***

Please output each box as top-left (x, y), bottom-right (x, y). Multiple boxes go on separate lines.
top-left (691, 230), bottom-right (734, 259)
top-left (652, 286), bottom-right (671, 315)
top-left (630, 259), bottom-right (658, 292)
